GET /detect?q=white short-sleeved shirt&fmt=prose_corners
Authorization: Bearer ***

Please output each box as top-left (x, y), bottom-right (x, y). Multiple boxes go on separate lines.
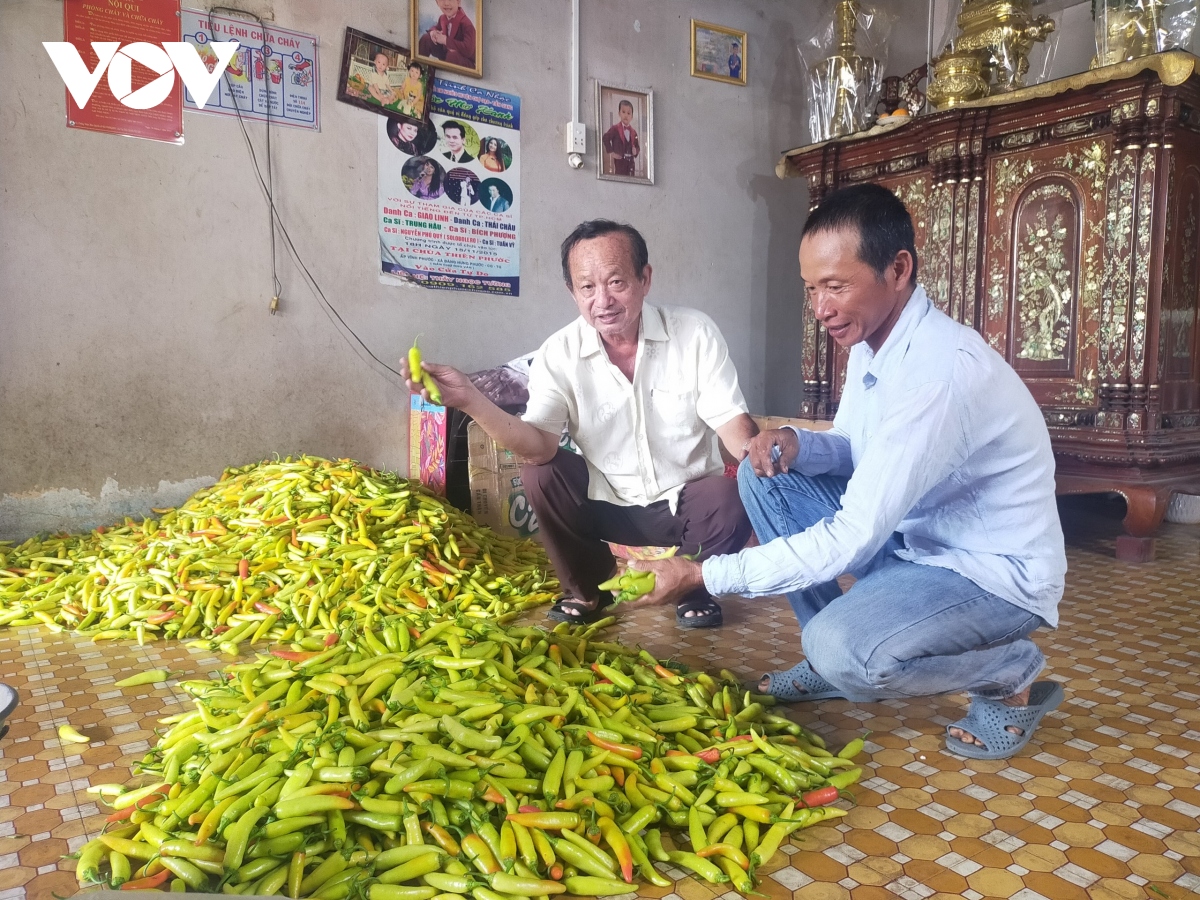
top-left (522, 304), bottom-right (748, 511)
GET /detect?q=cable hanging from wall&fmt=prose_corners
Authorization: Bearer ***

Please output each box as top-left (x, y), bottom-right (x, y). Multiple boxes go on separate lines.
top-left (206, 6), bottom-right (404, 383)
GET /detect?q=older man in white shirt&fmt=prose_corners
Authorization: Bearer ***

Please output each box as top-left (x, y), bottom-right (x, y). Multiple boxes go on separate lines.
top-left (631, 185), bottom-right (1068, 760)
top-left (405, 219), bottom-right (758, 628)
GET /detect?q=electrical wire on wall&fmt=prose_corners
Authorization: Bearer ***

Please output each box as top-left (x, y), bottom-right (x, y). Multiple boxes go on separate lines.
top-left (206, 7), bottom-right (405, 383)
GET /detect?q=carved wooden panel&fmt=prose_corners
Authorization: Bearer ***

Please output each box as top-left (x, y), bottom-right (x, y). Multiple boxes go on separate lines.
top-left (1009, 180), bottom-right (1081, 374)
top-left (1161, 163), bottom-right (1199, 381)
top-left (983, 139), bottom-right (1108, 417)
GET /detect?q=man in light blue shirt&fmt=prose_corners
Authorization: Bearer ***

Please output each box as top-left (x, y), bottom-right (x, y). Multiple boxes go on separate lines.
top-left (631, 184), bottom-right (1068, 760)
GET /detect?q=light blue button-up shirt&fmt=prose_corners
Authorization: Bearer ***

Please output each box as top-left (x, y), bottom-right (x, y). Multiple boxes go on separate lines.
top-left (703, 286), bottom-right (1067, 627)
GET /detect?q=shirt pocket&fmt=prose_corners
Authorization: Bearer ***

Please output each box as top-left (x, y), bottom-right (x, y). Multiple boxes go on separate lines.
top-left (650, 388), bottom-right (697, 436)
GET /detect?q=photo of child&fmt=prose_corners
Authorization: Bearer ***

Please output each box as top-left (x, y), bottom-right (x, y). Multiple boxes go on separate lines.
top-left (396, 61), bottom-right (428, 119)
top-left (338, 28), bottom-right (433, 125)
top-left (690, 19), bottom-right (748, 86)
top-left (413, 0), bottom-right (483, 78)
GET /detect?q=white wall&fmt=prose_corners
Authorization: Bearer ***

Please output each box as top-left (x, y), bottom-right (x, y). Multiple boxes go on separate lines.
top-left (0, 0), bottom-right (823, 538)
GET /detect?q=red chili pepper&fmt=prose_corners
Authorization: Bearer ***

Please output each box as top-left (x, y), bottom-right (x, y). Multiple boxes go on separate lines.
top-left (612, 767), bottom-right (626, 787)
top-left (290, 528), bottom-right (299, 548)
top-left (238, 559), bottom-right (250, 579)
top-left (120, 869), bottom-right (172, 890)
top-left (800, 786), bottom-right (840, 807)
top-left (654, 665), bottom-right (678, 679)
top-left (135, 789), bottom-right (168, 809)
top-left (254, 602), bottom-right (282, 616)
top-left (586, 732), bottom-right (643, 760)
top-left (146, 611), bottom-right (176, 625)
top-left (269, 648), bottom-right (319, 661)
top-left (695, 748), bottom-right (721, 764)
top-left (481, 786), bottom-right (506, 804)
top-left (323, 632), bottom-right (339, 647)
top-left (518, 805), bottom-right (542, 814)
top-left (213, 625), bottom-right (230, 635)
top-left (105, 806), bottom-right (134, 824)
top-left (549, 865), bottom-right (564, 881)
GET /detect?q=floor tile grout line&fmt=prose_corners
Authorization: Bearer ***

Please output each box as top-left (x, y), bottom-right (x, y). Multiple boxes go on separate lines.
top-left (17, 625), bottom-right (98, 883)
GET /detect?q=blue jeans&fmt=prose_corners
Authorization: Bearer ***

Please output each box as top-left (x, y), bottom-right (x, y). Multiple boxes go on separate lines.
top-left (737, 462), bottom-right (1046, 700)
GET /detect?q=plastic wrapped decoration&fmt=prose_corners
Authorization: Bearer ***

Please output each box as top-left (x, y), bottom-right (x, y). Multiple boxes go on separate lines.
top-left (798, 0), bottom-right (894, 142)
top-left (933, 0), bottom-right (1060, 99)
top-left (1094, 0), bottom-right (1198, 67)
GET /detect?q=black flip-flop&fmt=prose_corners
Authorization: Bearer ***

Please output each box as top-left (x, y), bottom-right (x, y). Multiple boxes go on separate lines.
top-left (676, 595), bottom-right (722, 629)
top-left (546, 594), bottom-right (613, 624)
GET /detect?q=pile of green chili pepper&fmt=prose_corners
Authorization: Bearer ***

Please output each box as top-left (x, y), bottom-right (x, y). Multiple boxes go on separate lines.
top-left (77, 613), bottom-right (864, 896)
top-left (0, 456), bottom-right (557, 647)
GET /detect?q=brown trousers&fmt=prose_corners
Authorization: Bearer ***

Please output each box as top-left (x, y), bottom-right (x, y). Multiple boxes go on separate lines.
top-left (521, 450), bottom-right (753, 607)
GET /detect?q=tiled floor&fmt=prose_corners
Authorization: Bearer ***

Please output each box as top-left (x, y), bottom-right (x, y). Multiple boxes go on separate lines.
top-left (0, 496), bottom-right (1198, 900)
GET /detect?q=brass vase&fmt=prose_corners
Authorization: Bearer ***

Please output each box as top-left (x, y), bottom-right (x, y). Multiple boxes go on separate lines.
top-left (949, 0), bottom-right (1055, 92)
top-left (927, 49), bottom-right (991, 108)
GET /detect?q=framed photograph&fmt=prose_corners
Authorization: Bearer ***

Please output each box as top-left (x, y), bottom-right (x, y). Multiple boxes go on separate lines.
top-left (337, 28), bottom-right (434, 124)
top-left (412, 0), bottom-right (482, 79)
top-left (691, 19), bottom-right (747, 86)
top-left (596, 82), bottom-right (653, 185)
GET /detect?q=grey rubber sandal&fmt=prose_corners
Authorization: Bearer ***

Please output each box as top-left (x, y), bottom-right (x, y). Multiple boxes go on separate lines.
top-left (757, 660), bottom-right (877, 703)
top-left (945, 680), bottom-right (1065, 760)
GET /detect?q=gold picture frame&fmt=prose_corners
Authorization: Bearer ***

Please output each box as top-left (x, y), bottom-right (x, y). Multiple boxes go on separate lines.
top-left (411, 0), bottom-right (483, 79)
top-left (690, 19), bottom-right (747, 86)
top-left (596, 81), bottom-right (654, 185)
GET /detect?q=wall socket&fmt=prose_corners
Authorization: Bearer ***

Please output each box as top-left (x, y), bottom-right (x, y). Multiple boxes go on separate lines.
top-left (565, 121), bottom-right (586, 154)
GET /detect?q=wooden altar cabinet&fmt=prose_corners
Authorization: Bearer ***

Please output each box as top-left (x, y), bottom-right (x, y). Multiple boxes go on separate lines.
top-left (778, 52), bottom-right (1200, 560)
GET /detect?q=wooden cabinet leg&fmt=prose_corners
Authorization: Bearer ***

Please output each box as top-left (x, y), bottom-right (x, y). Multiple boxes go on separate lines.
top-left (1115, 487), bottom-right (1172, 562)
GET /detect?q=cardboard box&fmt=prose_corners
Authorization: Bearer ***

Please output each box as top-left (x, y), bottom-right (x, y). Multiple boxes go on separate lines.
top-left (467, 420), bottom-right (531, 537)
top-left (466, 422), bottom-right (578, 538)
top-left (753, 415), bottom-right (833, 433)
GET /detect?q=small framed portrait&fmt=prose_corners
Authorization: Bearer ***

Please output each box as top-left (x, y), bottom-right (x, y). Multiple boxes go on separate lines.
top-left (412, 0), bottom-right (483, 79)
top-left (596, 82), bottom-right (653, 185)
top-left (337, 27), bottom-right (434, 125)
top-left (691, 19), bottom-right (747, 86)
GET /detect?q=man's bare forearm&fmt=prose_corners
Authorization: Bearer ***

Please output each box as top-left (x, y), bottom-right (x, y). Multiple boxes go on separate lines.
top-left (462, 393), bottom-right (560, 464)
top-left (716, 413), bottom-right (759, 462)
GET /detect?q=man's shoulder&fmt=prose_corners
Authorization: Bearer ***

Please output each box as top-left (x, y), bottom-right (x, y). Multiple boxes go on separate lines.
top-left (656, 305), bottom-right (724, 338)
top-left (908, 301), bottom-right (1017, 390)
top-left (537, 317), bottom-right (588, 357)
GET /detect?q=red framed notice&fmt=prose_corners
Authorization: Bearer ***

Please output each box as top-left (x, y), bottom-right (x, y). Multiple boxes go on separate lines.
top-left (62, 0), bottom-right (184, 144)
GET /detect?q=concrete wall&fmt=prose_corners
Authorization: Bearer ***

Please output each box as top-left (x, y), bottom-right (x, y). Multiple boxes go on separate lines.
top-left (1, 0), bottom-right (826, 538)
